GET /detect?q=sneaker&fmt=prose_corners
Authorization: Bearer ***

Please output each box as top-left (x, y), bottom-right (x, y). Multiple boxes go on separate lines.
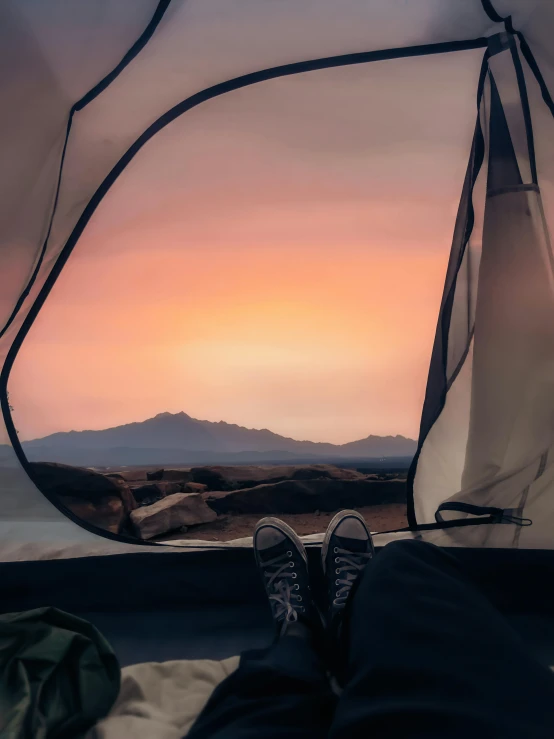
top-left (254, 517), bottom-right (318, 636)
top-left (322, 510), bottom-right (374, 627)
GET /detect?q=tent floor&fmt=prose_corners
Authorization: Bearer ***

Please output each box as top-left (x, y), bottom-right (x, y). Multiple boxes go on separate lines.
top-left (81, 605), bottom-right (273, 667)
top-left (78, 609), bottom-right (554, 669)
top-left (3, 545), bottom-right (554, 667)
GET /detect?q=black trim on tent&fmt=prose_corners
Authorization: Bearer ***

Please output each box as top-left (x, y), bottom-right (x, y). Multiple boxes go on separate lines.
top-left (445, 327), bottom-right (474, 393)
top-left (379, 511), bottom-right (525, 535)
top-left (74, 0), bottom-right (173, 111)
top-left (0, 0), bottom-right (172, 343)
top-left (508, 39), bottom-right (538, 184)
top-left (487, 72), bottom-right (523, 193)
top-left (516, 33), bottom-right (554, 121)
top-left (406, 49), bottom-right (490, 528)
top-left (0, 119), bottom-right (73, 344)
top-left (0, 36), bottom-right (491, 547)
top-left (436, 502), bottom-right (532, 527)
top-left (480, 0), bottom-right (506, 25)
top-left (480, 1), bottom-right (554, 122)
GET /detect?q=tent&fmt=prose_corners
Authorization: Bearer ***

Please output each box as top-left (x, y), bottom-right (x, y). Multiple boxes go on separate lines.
top-left (2, 0), bottom-right (554, 666)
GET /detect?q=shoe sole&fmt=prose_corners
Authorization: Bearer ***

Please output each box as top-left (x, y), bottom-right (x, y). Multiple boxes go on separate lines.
top-left (321, 509), bottom-right (373, 574)
top-left (254, 516), bottom-right (308, 568)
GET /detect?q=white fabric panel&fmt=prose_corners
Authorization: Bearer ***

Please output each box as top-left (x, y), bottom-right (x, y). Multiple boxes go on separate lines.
top-left (523, 47), bottom-right (554, 249)
top-left (498, 2), bottom-right (554, 241)
top-left (462, 189), bottom-right (554, 491)
top-left (0, 522), bottom-right (254, 563)
top-left (434, 184), bottom-right (554, 545)
top-left (411, 90), bottom-right (488, 523)
top-left (413, 28), bottom-right (554, 539)
top-left (0, 1), bottom-right (159, 329)
top-left (413, 344), bottom-right (474, 523)
top-left (7, 1), bottom-right (160, 101)
top-left (435, 186), bottom-right (554, 544)
top-left (446, 166), bottom-right (486, 378)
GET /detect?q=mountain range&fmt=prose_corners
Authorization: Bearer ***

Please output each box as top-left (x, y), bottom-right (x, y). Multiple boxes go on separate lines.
top-left (13, 412), bottom-right (417, 467)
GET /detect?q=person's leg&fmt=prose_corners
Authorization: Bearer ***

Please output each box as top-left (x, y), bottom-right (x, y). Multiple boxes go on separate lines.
top-left (331, 539), bottom-right (554, 739)
top-left (187, 632), bottom-right (333, 739)
top-left (187, 518), bottom-right (335, 739)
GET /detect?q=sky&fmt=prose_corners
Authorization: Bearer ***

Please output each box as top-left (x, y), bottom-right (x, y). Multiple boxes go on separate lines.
top-left (9, 50), bottom-right (483, 444)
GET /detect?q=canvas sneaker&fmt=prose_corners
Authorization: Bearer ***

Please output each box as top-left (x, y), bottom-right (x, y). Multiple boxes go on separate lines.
top-left (254, 517), bottom-right (319, 636)
top-left (322, 510), bottom-right (374, 628)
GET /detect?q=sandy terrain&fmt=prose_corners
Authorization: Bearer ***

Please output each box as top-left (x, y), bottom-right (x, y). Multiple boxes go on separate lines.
top-left (162, 503), bottom-right (408, 542)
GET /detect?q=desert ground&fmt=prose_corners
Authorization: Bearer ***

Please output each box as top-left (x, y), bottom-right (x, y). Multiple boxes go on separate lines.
top-left (29, 461), bottom-right (409, 542)
top-left (161, 503), bottom-right (408, 542)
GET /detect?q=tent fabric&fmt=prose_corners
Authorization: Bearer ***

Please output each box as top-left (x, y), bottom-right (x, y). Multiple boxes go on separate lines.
top-left (0, 607), bottom-right (120, 739)
top-left (411, 28), bottom-right (554, 539)
top-left (1, 0), bottom-right (554, 554)
top-left (0, 525), bottom-right (549, 567)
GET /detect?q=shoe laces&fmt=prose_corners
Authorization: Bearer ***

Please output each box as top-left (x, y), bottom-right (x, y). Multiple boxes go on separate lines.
top-left (262, 550), bottom-right (304, 624)
top-left (333, 547), bottom-right (372, 607)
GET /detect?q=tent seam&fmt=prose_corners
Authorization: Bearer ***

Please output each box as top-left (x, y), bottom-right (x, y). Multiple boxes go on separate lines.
top-left (0, 0), bottom-right (173, 343)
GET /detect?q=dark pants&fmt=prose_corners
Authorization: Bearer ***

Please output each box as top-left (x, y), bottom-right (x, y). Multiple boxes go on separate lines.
top-left (188, 540), bottom-right (554, 738)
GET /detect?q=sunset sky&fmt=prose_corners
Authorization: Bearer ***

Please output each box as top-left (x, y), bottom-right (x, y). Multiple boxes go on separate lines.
top-left (9, 51), bottom-right (483, 444)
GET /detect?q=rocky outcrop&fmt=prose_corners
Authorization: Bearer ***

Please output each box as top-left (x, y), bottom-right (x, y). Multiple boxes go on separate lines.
top-left (104, 472), bottom-right (126, 482)
top-left (112, 468), bottom-right (154, 483)
top-left (57, 496), bottom-right (128, 535)
top-left (28, 461), bottom-right (407, 538)
top-left (146, 468), bottom-right (193, 482)
top-left (130, 493), bottom-right (217, 539)
top-left (205, 478), bottom-right (406, 515)
top-left (28, 461), bottom-right (136, 534)
top-left (288, 465), bottom-right (366, 482)
top-left (164, 469), bottom-right (193, 482)
top-left (130, 481), bottom-right (183, 506)
top-left (183, 482), bottom-right (208, 494)
top-left (190, 464), bottom-right (367, 491)
top-left (190, 467), bottom-right (234, 491)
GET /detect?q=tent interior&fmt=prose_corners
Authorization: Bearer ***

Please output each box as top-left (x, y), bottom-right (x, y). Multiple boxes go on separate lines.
top-left (3, 0), bottom-right (554, 680)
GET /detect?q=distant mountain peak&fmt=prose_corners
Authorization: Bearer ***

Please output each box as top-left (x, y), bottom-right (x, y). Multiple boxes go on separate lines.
top-left (153, 411), bottom-right (191, 419)
top-left (21, 411), bottom-right (417, 467)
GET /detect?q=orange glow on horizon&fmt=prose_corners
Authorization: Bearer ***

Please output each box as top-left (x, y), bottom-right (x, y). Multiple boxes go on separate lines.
top-left (7, 55), bottom-right (477, 444)
top-left (10, 230), bottom-right (448, 444)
